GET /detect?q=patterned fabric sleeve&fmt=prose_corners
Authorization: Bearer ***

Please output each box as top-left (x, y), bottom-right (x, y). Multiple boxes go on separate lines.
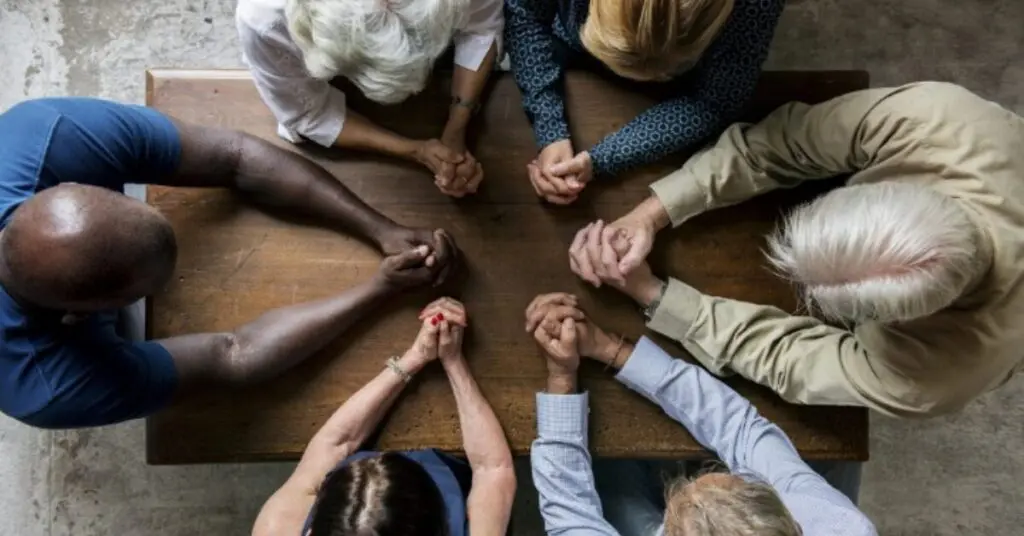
top-left (588, 0), bottom-right (784, 177)
top-left (504, 0), bottom-right (572, 148)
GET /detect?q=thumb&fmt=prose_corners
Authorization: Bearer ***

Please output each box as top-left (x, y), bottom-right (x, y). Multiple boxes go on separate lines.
top-left (439, 320), bottom-right (452, 348)
top-left (561, 318), bottom-right (577, 347)
top-left (393, 245), bottom-right (431, 269)
top-left (438, 145), bottom-right (465, 164)
top-left (548, 158), bottom-right (582, 177)
top-left (618, 241), bottom-right (647, 274)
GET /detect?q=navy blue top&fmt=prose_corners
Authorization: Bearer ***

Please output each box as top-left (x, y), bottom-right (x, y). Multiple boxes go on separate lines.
top-left (504, 0), bottom-right (784, 177)
top-left (0, 98), bottom-right (182, 428)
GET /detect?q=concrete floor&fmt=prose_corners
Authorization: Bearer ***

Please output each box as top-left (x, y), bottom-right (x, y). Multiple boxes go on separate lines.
top-left (2, 0), bottom-right (1024, 534)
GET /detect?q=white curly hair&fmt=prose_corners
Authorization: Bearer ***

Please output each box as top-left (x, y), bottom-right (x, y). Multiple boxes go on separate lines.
top-left (286, 0), bottom-right (468, 104)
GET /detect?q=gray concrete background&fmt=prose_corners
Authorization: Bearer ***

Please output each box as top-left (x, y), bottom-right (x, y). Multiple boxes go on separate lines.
top-left (1, 0), bottom-right (1023, 534)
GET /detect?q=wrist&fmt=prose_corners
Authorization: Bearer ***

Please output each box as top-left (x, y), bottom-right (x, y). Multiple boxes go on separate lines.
top-left (396, 351), bottom-right (428, 375)
top-left (609, 341), bottom-right (635, 370)
top-left (444, 108), bottom-right (472, 136)
top-left (546, 372), bottom-right (577, 395)
top-left (588, 331), bottom-right (621, 365)
top-left (400, 139), bottom-right (425, 162)
top-left (633, 196), bottom-right (671, 232)
top-left (367, 275), bottom-right (400, 298)
top-left (628, 276), bottom-right (666, 308)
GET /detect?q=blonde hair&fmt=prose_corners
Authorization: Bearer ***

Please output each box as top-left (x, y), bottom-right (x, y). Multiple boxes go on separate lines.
top-left (285, 0), bottom-right (468, 104)
top-left (580, 0), bottom-right (735, 81)
top-left (766, 182), bottom-right (984, 325)
top-left (664, 472), bottom-right (802, 536)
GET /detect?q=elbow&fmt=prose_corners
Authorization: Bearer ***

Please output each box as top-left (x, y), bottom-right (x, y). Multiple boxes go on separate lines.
top-left (490, 464), bottom-right (518, 500)
top-left (211, 331), bottom-right (257, 385)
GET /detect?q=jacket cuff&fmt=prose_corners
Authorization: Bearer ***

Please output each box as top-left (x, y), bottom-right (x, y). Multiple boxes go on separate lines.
top-left (646, 278), bottom-right (702, 341)
top-left (649, 167), bottom-right (707, 227)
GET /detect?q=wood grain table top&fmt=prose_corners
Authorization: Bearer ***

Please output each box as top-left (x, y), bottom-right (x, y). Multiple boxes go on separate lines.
top-left (145, 68), bottom-right (870, 464)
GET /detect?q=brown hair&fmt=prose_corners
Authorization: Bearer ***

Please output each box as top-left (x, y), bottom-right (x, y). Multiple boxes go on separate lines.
top-left (308, 453), bottom-right (448, 536)
top-left (663, 471), bottom-right (802, 535)
top-left (581, 0), bottom-right (735, 81)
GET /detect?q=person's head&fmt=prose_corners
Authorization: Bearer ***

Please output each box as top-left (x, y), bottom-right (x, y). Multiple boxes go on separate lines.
top-left (0, 184), bottom-right (177, 312)
top-left (664, 470), bottom-right (802, 535)
top-left (286, 0), bottom-right (469, 104)
top-left (766, 182), bottom-right (986, 325)
top-left (580, 0), bottom-right (734, 81)
top-left (306, 452), bottom-right (447, 536)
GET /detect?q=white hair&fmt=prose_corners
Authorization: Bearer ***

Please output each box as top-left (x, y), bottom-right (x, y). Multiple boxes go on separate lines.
top-left (285, 0), bottom-right (468, 104)
top-left (766, 182), bottom-right (983, 324)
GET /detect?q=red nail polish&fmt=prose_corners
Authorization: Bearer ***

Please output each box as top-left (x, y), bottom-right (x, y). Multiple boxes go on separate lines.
top-left (435, 313), bottom-right (444, 321)
top-left (431, 318), bottom-right (439, 326)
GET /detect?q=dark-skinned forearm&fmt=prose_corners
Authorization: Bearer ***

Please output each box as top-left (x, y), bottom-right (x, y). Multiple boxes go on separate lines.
top-left (167, 120), bottom-right (401, 249)
top-left (225, 280), bottom-right (395, 383)
top-left (232, 134), bottom-right (398, 247)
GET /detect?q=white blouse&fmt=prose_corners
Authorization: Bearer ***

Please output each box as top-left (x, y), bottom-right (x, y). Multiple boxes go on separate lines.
top-left (236, 0), bottom-right (504, 147)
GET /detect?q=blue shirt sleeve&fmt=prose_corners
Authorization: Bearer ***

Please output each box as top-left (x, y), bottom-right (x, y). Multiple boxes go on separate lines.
top-left (588, 0), bottom-right (783, 177)
top-left (0, 98), bottom-right (182, 227)
top-left (16, 319), bottom-right (178, 428)
top-left (34, 97), bottom-right (182, 190)
top-left (504, 0), bottom-right (573, 148)
top-left (614, 337), bottom-right (876, 534)
top-left (531, 392), bottom-right (622, 536)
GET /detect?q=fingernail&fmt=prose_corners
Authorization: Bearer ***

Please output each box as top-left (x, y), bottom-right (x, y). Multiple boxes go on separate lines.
top-left (431, 318), bottom-right (439, 326)
top-left (435, 313), bottom-right (444, 321)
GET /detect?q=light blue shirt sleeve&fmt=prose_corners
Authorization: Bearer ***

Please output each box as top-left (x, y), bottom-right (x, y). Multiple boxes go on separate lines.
top-left (532, 392), bottom-right (621, 536)
top-left (615, 337), bottom-right (877, 535)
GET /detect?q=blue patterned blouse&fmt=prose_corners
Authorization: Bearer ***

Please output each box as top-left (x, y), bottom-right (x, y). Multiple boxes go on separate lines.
top-left (504, 0), bottom-right (784, 177)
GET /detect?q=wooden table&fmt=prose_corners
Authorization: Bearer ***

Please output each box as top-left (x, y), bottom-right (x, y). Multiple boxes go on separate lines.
top-left (145, 69), bottom-right (870, 464)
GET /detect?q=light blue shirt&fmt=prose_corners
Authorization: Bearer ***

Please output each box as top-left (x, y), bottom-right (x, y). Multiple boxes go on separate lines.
top-left (531, 336), bottom-right (877, 535)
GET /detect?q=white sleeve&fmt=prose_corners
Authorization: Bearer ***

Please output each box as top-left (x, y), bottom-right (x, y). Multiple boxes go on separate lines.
top-left (236, 14), bottom-right (347, 147)
top-left (453, 0), bottom-right (503, 71)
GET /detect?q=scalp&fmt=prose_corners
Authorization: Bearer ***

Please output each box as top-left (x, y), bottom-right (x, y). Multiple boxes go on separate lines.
top-left (0, 183), bottom-right (176, 309)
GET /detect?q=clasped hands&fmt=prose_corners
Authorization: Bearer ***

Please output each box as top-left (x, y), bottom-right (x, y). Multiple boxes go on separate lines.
top-left (528, 139), bottom-right (593, 205)
top-left (400, 297), bottom-right (470, 369)
top-left (524, 293), bottom-right (628, 389)
top-left (566, 216), bottom-right (666, 307)
top-left (413, 132), bottom-right (483, 199)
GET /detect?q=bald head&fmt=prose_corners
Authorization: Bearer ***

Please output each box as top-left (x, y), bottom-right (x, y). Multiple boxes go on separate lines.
top-left (0, 184), bottom-right (176, 311)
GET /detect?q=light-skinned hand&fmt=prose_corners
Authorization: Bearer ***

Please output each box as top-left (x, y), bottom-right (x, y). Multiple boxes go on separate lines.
top-left (530, 139), bottom-right (582, 205)
top-left (418, 297), bottom-right (469, 364)
top-left (547, 150), bottom-right (593, 192)
top-left (403, 312), bottom-right (442, 368)
top-left (415, 139), bottom-right (464, 187)
top-left (525, 295), bottom-right (623, 367)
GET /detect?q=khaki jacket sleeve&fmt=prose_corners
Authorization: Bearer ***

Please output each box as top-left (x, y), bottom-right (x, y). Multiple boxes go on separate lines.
top-left (646, 278), bottom-right (928, 417)
top-left (649, 87), bottom-right (910, 226)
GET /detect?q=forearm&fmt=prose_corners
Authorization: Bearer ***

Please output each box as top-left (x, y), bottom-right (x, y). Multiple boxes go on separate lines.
top-left (531, 393), bottom-right (619, 535)
top-left (310, 351), bottom-right (426, 449)
top-left (228, 280), bottom-right (395, 383)
top-left (231, 132), bottom-right (400, 248)
top-left (443, 44), bottom-right (498, 143)
top-left (505, 1), bottom-right (571, 147)
top-left (644, 278), bottom-right (875, 408)
top-left (443, 357), bottom-right (513, 471)
top-left (333, 108), bottom-right (421, 161)
top-left (589, 98), bottom-right (721, 177)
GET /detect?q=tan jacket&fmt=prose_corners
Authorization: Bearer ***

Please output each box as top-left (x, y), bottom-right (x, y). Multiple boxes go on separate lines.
top-left (646, 82), bottom-right (1024, 418)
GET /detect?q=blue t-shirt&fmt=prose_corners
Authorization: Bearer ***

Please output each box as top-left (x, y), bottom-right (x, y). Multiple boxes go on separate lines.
top-left (0, 98), bottom-right (182, 428)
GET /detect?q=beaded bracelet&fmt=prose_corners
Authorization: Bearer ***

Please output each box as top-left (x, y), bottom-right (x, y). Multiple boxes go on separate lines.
top-left (386, 356), bottom-right (412, 383)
